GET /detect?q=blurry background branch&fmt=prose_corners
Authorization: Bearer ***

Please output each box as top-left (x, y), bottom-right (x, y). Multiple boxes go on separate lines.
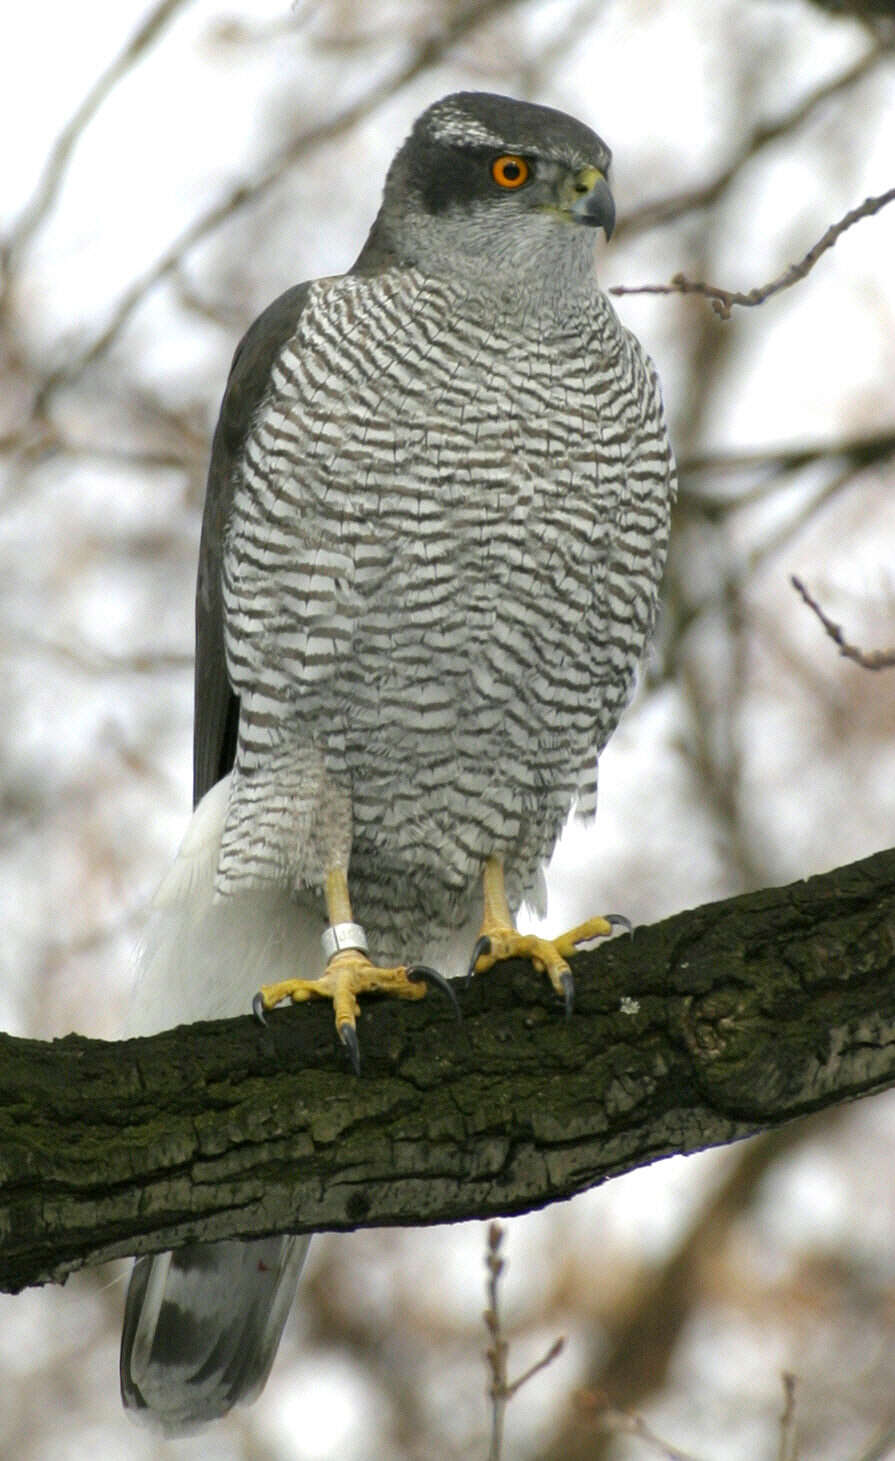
top-left (3, 844), bottom-right (894, 1296)
top-left (792, 575), bottom-right (895, 668)
top-left (541, 1116), bottom-right (839, 1461)
top-left (0, 0), bottom-right (191, 295)
top-left (21, 0), bottom-right (522, 416)
top-left (617, 40), bottom-right (891, 238)
top-left (484, 1222), bottom-right (566, 1461)
top-left (612, 186), bottom-right (895, 316)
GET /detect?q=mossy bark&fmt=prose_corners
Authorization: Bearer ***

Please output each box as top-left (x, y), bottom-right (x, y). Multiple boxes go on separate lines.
top-left (2, 846), bottom-right (894, 1294)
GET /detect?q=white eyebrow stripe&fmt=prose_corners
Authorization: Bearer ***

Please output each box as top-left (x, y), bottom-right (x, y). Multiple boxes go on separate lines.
top-left (424, 104), bottom-right (604, 173)
top-left (427, 108), bottom-right (509, 150)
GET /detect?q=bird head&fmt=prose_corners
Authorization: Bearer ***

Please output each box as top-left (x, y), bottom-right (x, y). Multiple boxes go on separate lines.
top-left (356, 91), bottom-right (615, 291)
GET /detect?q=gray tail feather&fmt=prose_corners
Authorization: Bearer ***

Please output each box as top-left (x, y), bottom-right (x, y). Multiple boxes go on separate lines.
top-left (120, 1235), bottom-right (310, 1434)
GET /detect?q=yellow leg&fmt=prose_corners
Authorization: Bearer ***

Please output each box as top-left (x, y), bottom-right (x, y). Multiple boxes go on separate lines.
top-left (324, 866), bottom-right (352, 925)
top-left (253, 866), bottom-right (456, 1071)
top-left (470, 856), bottom-right (622, 1011)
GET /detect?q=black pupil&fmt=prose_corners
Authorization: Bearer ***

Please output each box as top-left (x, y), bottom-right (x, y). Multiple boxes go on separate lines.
top-left (502, 160), bottom-right (521, 180)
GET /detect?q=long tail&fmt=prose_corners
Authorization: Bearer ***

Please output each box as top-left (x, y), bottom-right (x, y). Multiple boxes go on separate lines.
top-left (120, 1235), bottom-right (310, 1434)
top-left (120, 775), bottom-right (321, 1433)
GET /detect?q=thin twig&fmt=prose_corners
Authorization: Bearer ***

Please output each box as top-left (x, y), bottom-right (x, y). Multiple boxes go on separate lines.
top-left (32, 0), bottom-right (519, 410)
top-left (483, 1222), bottom-right (565, 1461)
top-left (506, 1338), bottom-right (566, 1398)
top-left (484, 1223), bottom-right (509, 1461)
top-left (675, 428), bottom-right (895, 525)
top-left (778, 1372), bottom-right (799, 1461)
top-left (792, 576), bottom-right (895, 670)
top-left (746, 461), bottom-right (865, 575)
top-left (0, 0), bottom-right (191, 290)
top-left (618, 43), bottom-right (888, 239)
top-left (596, 1408), bottom-right (708, 1461)
top-left (611, 187), bottom-right (895, 318)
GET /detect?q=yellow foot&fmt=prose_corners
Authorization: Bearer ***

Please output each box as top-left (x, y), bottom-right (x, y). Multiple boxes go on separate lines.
top-left (253, 951), bottom-right (458, 1073)
top-left (468, 915), bottom-right (629, 1015)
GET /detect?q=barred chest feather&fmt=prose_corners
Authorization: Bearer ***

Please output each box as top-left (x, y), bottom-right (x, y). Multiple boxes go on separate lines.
top-left (219, 269), bottom-right (674, 943)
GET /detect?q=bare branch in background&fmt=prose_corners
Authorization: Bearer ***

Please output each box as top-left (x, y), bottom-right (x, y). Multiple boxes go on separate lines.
top-left (592, 1407), bottom-right (707, 1461)
top-left (659, 453), bottom-right (883, 693)
top-left (31, 0), bottom-right (521, 412)
top-left (612, 187), bottom-right (895, 317)
top-left (485, 1223), bottom-right (511, 1461)
top-left (0, 0), bottom-right (192, 294)
top-left (792, 575), bottom-right (895, 669)
top-left (484, 1223), bottom-right (564, 1461)
top-left (778, 1373), bottom-right (799, 1461)
top-left (540, 1121), bottom-right (833, 1461)
top-left (619, 42), bottom-right (890, 238)
top-left (679, 429), bottom-right (895, 484)
top-left (681, 454), bottom-right (875, 587)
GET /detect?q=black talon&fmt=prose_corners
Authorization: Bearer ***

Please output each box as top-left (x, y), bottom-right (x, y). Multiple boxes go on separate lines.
top-left (560, 970), bottom-right (575, 1019)
top-left (339, 1022), bottom-right (362, 1076)
top-left (252, 992), bottom-right (267, 1025)
top-left (607, 913), bottom-right (633, 938)
top-left (408, 964), bottom-right (462, 1022)
top-left (466, 935), bottom-right (492, 984)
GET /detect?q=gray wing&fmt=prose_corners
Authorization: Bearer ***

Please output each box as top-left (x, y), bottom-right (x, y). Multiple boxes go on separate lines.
top-left (121, 284), bottom-right (316, 1436)
top-left (193, 281), bottom-right (312, 804)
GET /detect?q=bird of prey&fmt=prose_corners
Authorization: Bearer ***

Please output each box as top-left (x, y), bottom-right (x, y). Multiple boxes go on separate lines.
top-left (120, 90), bottom-right (676, 1433)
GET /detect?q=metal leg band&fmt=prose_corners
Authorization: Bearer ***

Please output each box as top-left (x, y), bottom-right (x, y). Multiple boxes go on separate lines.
top-left (321, 921), bottom-right (369, 962)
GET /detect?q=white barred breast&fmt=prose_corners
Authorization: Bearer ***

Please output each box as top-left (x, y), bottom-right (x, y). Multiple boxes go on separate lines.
top-left (218, 268), bottom-right (674, 954)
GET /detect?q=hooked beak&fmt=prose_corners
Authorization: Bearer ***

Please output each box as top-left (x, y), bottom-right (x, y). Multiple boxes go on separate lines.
top-left (568, 166), bottom-right (615, 240)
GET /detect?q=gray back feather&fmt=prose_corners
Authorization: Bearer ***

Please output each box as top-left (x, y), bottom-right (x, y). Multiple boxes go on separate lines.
top-left (194, 282), bottom-right (312, 804)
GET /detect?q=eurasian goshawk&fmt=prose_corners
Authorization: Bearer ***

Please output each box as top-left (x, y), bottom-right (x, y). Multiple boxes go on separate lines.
top-left (120, 90), bottom-right (676, 1433)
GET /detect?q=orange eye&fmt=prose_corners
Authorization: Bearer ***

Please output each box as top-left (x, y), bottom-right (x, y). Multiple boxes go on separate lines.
top-left (491, 155), bottom-right (529, 189)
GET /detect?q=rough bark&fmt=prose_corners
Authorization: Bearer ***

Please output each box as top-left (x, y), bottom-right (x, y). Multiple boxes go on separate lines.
top-left (2, 846), bottom-right (894, 1296)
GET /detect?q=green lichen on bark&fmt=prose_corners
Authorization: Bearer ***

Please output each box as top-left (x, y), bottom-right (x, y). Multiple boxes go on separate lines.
top-left (1, 846), bottom-right (894, 1295)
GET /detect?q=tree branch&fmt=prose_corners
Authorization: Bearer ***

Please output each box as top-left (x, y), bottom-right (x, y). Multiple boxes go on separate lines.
top-left (679, 427), bottom-right (895, 485)
top-left (2, 846), bottom-right (894, 1296)
top-left (792, 575), bottom-right (895, 669)
top-left (611, 187), bottom-right (895, 317)
top-left (0, 0), bottom-right (191, 292)
top-left (616, 43), bottom-right (889, 240)
top-left (31, 0), bottom-right (521, 409)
